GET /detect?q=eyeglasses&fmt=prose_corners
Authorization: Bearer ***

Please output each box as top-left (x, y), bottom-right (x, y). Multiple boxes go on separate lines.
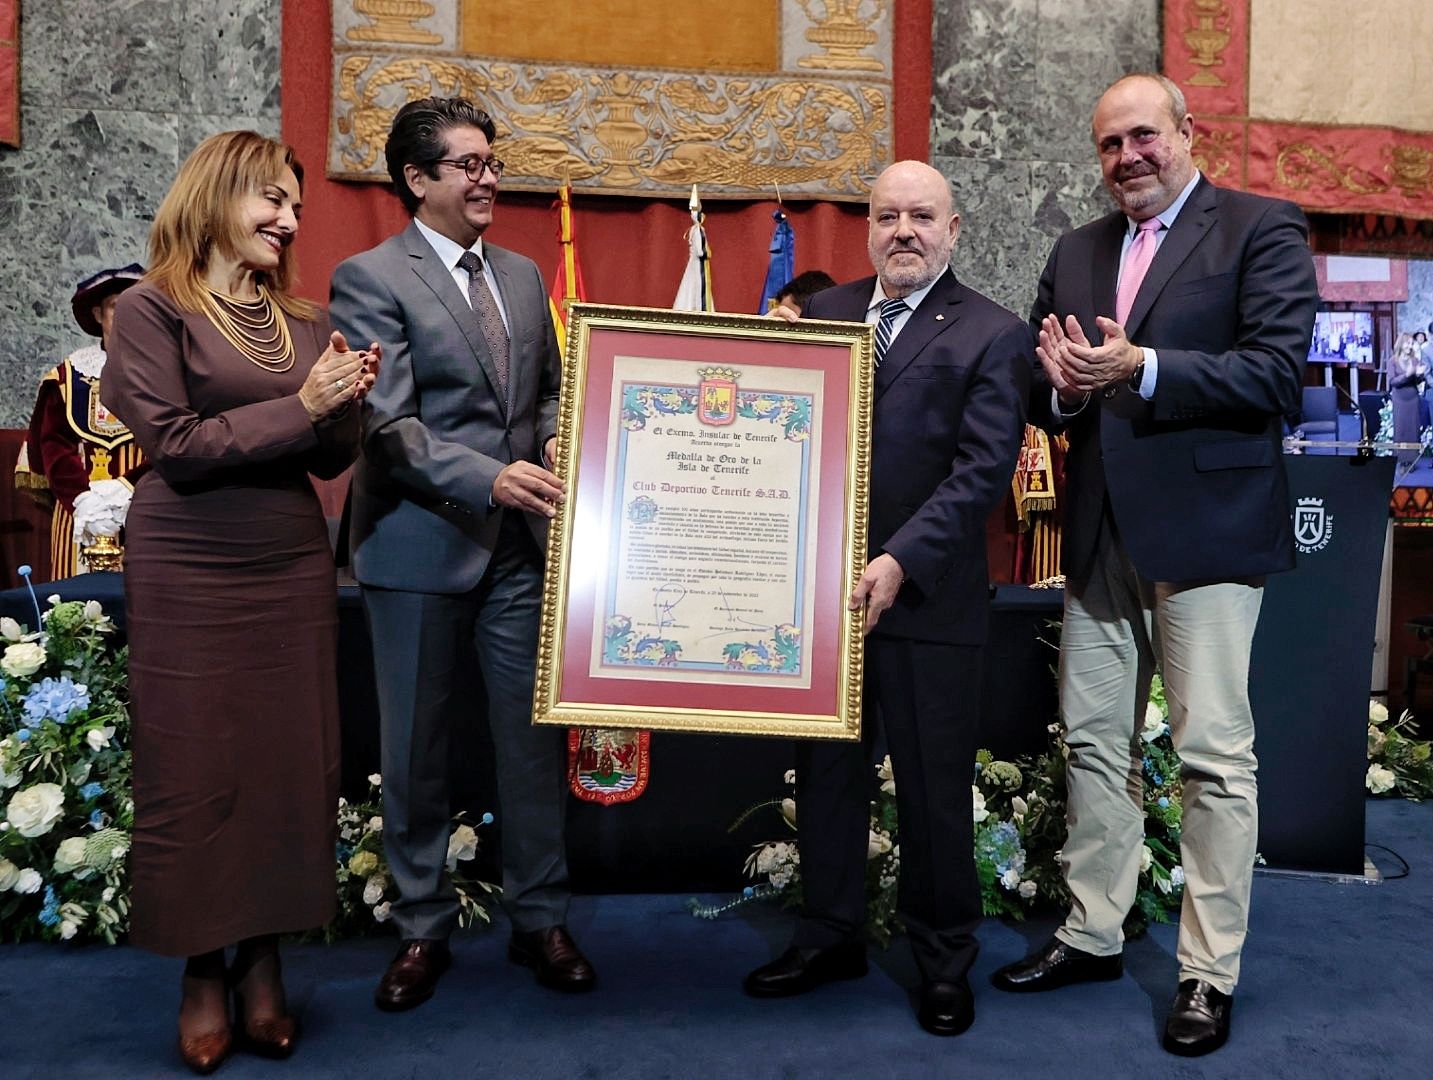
top-left (432, 156), bottom-right (506, 182)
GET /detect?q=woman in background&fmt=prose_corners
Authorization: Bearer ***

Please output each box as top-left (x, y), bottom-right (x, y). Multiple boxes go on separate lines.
top-left (103, 131), bottom-right (378, 1074)
top-left (1389, 332), bottom-right (1429, 464)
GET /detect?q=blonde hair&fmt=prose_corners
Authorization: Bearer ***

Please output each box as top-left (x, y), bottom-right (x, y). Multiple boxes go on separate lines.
top-left (146, 130), bottom-right (316, 319)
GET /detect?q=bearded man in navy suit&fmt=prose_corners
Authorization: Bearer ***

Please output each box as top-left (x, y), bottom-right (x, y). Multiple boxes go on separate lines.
top-left (742, 160), bottom-right (1030, 1037)
top-left (990, 74), bottom-right (1318, 1058)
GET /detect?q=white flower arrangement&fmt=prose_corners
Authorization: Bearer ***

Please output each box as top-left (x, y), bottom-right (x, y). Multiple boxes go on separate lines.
top-left (0, 597), bottom-right (130, 943)
top-left (324, 776), bottom-right (499, 942)
top-left (1365, 698), bottom-right (1433, 799)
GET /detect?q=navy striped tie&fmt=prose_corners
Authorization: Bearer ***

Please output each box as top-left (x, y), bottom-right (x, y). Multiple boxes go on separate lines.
top-left (874, 297), bottom-right (908, 367)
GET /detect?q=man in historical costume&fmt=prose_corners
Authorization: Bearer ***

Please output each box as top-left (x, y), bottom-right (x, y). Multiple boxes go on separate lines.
top-left (742, 160), bottom-right (1030, 1037)
top-left (17, 264), bottom-right (147, 579)
top-left (330, 96), bottom-right (595, 1012)
top-left (990, 74), bottom-right (1318, 1057)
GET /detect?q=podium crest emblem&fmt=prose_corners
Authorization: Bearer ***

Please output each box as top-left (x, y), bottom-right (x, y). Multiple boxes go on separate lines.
top-left (1293, 496), bottom-right (1334, 553)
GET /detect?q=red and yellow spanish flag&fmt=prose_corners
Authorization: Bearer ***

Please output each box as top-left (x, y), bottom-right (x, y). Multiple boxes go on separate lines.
top-left (547, 180), bottom-right (587, 357)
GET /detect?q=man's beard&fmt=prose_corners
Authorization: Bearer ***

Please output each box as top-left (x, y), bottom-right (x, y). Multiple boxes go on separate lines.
top-left (873, 241), bottom-right (949, 294)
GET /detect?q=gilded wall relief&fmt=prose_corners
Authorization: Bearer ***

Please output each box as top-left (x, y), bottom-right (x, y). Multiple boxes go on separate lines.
top-left (328, 0), bottom-right (892, 198)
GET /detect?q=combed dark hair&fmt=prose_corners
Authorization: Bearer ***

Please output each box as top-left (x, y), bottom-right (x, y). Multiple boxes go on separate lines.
top-left (384, 97), bottom-right (498, 214)
top-left (776, 270), bottom-right (838, 310)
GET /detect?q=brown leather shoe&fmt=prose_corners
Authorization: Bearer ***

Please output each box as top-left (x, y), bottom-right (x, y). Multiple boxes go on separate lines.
top-left (375, 939), bottom-right (452, 1012)
top-left (233, 1001), bottom-right (299, 1060)
top-left (508, 925), bottom-right (597, 992)
top-left (177, 1029), bottom-right (232, 1076)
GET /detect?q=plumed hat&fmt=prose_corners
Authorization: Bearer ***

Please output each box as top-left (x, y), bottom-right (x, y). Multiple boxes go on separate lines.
top-left (71, 263), bottom-right (145, 337)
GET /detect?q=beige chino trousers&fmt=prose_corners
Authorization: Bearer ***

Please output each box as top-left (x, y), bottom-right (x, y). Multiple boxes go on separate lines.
top-left (1054, 529), bottom-right (1263, 994)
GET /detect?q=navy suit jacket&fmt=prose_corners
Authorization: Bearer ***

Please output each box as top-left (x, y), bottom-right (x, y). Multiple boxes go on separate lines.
top-left (805, 269), bottom-right (1030, 645)
top-left (1030, 177), bottom-right (1318, 587)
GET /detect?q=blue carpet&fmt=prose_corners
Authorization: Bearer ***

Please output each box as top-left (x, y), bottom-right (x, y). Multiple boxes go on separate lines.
top-left (2, 798), bottom-right (1429, 1079)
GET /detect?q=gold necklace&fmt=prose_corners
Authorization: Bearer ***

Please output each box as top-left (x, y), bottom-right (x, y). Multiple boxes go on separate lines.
top-left (199, 284), bottom-right (295, 372)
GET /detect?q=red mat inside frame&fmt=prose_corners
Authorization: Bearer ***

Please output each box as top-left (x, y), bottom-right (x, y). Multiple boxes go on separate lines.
top-left (555, 327), bottom-right (857, 719)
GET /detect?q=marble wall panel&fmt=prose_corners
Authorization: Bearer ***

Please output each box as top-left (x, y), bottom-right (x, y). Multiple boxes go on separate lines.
top-left (1397, 259), bottom-right (1433, 339)
top-left (57, 0), bottom-right (184, 113)
top-left (931, 0), bottom-right (1037, 161)
top-left (177, 113), bottom-right (282, 160)
top-left (930, 0), bottom-right (1162, 320)
top-left (178, 0), bottom-right (283, 119)
top-left (1030, 0), bottom-right (1162, 166)
top-left (16, 0), bottom-right (60, 109)
top-left (0, 1), bottom-right (275, 426)
top-left (937, 155), bottom-right (1038, 316)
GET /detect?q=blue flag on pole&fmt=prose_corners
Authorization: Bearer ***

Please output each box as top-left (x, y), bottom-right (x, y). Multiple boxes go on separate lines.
top-left (757, 209), bottom-right (795, 314)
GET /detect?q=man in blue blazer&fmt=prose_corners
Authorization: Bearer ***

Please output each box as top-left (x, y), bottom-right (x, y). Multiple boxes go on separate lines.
top-left (330, 97), bottom-right (595, 1011)
top-left (991, 74), bottom-right (1318, 1058)
top-left (743, 160), bottom-right (1030, 1037)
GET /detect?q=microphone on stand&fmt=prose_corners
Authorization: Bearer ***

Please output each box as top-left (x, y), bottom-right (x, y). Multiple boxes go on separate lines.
top-left (1332, 381), bottom-right (1373, 458)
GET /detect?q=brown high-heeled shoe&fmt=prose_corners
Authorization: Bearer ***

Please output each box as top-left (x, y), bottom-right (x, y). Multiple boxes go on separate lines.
top-left (232, 997), bottom-right (299, 1060)
top-left (177, 1028), bottom-right (233, 1075)
top-left (179, 957), bottom-right (232, 1075)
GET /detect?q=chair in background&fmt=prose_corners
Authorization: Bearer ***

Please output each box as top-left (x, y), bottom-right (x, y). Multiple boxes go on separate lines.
top-left (1298, 385), bottom-right (1339, 454)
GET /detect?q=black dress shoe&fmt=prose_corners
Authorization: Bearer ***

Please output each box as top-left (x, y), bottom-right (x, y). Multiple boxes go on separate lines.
top-left (375, 939), bottom-right (452, 1012)
top-left (1162, 979), bottom-right (1233, 1056)
top-left (742, 941), bottom-right (868, 998)
top-left (918, 978), bottom-right (975, 1037)
top-left (508, 925), bottom-right (597, 992)
top-left (989, 937), bottom-right (1123, 993)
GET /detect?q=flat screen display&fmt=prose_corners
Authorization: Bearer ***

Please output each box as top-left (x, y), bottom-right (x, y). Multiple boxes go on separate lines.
top-left (1308, 310), bottom-right (1373, 364)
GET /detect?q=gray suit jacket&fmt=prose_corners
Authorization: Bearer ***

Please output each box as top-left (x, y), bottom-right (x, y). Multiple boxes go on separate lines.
top-left (330, 221), bottom-right (561, 593)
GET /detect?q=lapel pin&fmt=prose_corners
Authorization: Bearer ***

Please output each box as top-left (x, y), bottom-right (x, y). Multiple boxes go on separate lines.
top-left (935, 314), bottom-right (945, 321)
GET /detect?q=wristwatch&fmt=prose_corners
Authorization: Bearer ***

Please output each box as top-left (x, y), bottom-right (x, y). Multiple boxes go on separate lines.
top-left (1128, 359), bottom-right (1146, 394)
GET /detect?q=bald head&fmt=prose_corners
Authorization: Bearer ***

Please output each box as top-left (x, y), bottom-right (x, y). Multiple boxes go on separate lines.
top-left (867, 160), bottom-right (960, 297)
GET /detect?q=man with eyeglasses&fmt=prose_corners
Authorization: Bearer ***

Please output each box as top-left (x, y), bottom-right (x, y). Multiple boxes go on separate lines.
top-left (331, 96), bottom-right (594, 1012)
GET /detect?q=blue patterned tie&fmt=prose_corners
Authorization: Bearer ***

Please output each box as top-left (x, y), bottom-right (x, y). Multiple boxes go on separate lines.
top-left (874, 297), bottom-right (908, 367)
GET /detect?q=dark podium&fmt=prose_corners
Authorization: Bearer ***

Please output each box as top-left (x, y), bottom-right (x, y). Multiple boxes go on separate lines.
top-left (1249, 452), bottom-right (1394, 874)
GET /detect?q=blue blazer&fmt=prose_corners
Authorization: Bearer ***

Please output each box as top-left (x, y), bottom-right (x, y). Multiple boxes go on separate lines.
top-left (805, 269), bottom-right (1030, 645)
top-left (1030, 178), bottom-right (1319, 587)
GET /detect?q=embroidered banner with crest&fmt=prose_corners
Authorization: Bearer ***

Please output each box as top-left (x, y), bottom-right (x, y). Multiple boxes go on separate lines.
top-left (1164, 0), bottom-right (1433, 221)
top-left (328, 1), bottom-right (893, 200)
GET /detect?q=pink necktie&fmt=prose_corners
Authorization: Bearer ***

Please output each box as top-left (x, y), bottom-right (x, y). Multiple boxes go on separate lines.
top-left (1115, 218), bottom-right (1162, 326)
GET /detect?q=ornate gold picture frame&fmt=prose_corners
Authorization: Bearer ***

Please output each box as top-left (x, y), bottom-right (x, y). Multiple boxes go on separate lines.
top-left (534, 303), bottom-right (874, 739)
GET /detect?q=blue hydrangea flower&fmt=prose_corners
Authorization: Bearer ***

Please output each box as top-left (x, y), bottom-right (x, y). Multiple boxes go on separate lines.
top-left (21, 675), bottom-right (91, 728)
top-left (1153, 774), bottom-right (1164, 785)
top-left (14, 729), bottom-right (30, 743)
top-left (89, 810), bottom-right (105, 828)
top-left (38, 885), bottom-right (60, 927)
top-left (79, 782), bottom-right (104, 800)
top-left (1158, 796), bottom-right (1170, 808)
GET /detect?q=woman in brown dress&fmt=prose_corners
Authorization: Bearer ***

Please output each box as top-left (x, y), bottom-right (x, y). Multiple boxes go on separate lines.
top-left (102, 131), bottom-right (378, 1074)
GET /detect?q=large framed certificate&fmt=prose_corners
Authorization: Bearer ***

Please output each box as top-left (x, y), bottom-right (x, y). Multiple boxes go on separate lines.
top-left (534, 304), bottom-right (874, 740)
